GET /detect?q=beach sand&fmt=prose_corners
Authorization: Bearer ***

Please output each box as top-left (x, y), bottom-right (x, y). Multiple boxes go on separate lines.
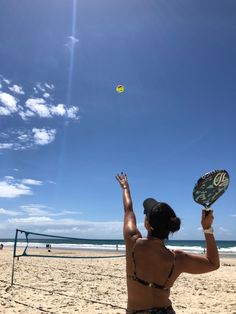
top-left (0, 247), bottom-right (235, 314)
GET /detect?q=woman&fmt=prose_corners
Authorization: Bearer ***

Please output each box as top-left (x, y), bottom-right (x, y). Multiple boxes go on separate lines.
top-left (116, 173), bottom-right (220, 314)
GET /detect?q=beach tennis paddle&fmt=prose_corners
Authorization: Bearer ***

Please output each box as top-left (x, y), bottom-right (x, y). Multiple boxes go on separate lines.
top-left (193, 170), bottom-right (230, 213)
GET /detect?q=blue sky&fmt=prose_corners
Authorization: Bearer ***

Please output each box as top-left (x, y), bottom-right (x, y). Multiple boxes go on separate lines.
top-left (0, 0), bottom-right (235, 240)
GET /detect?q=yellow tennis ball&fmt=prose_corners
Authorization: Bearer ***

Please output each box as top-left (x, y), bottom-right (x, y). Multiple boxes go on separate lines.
top-left (116, 84), bottom-right (124, 93)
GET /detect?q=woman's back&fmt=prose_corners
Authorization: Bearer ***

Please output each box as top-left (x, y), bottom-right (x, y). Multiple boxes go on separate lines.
top-left (126, 238), bottom-right (177, 311)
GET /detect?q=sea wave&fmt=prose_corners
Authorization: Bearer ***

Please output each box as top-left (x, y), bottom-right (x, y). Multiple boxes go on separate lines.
top-left (1, 241), bottom-right (236, 255)
top-left (218, 247), bottom-right (236, 254)
top-left (166, 245), bottom-right (204, 253)
top-left (0, 241), bottom-right (126, 251)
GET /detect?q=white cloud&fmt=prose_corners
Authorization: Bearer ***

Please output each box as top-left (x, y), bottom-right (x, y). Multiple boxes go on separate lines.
top-left (20, 204), bottom-right (49, 216)
top-left (21, 179), bottom-right (43, 186)
top-left (43, 92), bottom-right (50, 99)
top-left (0, 143), bottom-right (13, 149)
top-left (61, 210), bottom-right (79, 215)
top-left (0, 131), bottom-right (31, 151)
top-left (3, 79), bottom-right (10, 85)
top-left (32, 128), bottom-right (56, 145)
top-left (0, 128), bottom-right (57, 150)
top-left (0, 176), bottom-right (44, 199)
top-left (9, 84), bottom-right (25, 95)
top-left (33, 87), bottom-right (38, 94)
top-left (18, 109), bottom-right (35, 120)
top-left (51, 104), bottom-right (66, 116)
top-left (18, 102), bottom-right (79, 120)
top-left (0, 75), bottom-right (79, 153)
top-left (0, 106), bottom-right (11, 115)
top-left (19, 204), bottom-right (80, 217)
top-left (0, 77), bottom-right (79, 121)
top-left (0, 132), bottom-right (9, 138)
top-left (45, 83), bottom-right (54, 90)
top-left (67, 106), bottom-right (79, 119)
top-left (9, 216), bottom-right (53, 224)
top-left (0, 92), bottom-right (18, 115)
top-left (25, 98), bottom-right (51, 118)
top-left (7, 217), bottom-right (123, 238)
top-left (0, 208), bottom-right (19, 216)
top-left (17, 133), bottom-right (29, 141)
top-left (4, 176), bottom-right (14, 180)
top-left (47, 180), bottom-right (56, 185)
top-left (0, 180), bottom-right (32, 198)
top-left (36, 82), bottom-right (46, 92)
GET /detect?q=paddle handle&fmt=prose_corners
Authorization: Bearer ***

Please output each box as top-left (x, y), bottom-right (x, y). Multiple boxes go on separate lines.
top-left (204, 207), bottom-right (212, 216)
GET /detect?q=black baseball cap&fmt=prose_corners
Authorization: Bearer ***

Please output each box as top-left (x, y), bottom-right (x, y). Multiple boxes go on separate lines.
top-left (143, 198), bottom-right (160, 215)
top-left (143, 198), bottom-right (176, 223)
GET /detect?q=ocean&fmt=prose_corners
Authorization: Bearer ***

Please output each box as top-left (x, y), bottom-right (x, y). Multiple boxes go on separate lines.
top-left (0, 238), bottom-right (236, 256)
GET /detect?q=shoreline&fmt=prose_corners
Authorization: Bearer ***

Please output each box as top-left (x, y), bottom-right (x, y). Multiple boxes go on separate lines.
top-left (2, 245), bottom-right (236, 259)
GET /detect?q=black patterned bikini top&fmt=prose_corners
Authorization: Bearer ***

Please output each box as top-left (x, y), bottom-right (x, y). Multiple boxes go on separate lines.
top-left (127, 242), bottom-right (175, 290)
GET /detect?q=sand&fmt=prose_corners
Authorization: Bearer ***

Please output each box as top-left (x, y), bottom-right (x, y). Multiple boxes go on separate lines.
top-left (0, 247), bottom-right (236, 314)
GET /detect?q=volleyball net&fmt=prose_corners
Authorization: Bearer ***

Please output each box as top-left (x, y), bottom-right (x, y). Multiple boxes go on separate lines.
top-left (11, 229), bottom-right (125, 285)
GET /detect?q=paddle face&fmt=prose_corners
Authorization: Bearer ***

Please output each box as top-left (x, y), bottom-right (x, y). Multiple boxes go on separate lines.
top-left (193, 170), bottom-right (230, 208)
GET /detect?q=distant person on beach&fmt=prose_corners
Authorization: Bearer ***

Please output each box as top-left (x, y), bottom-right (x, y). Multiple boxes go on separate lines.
top-left (116, 173), bottom-right (219, 314)
top-left (46, 244), bottom-right (51, 252)
top-left (0, 244), bottom-right (3, 250)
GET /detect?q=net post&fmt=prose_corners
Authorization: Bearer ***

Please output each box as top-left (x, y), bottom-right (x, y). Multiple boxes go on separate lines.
top-left (11, 229), bottom-right (18, 286)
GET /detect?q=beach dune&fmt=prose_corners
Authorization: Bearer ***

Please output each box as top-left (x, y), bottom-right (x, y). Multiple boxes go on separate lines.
top-left (0, 248), bottom-right (236, 314)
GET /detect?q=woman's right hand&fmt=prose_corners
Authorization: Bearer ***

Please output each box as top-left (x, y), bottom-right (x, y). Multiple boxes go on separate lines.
top-left (201, 209), bottom-right (214, 230)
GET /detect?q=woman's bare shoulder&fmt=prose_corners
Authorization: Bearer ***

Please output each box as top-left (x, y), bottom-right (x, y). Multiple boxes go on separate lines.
top-left (172, 249), bottom-right (186, 256)
top-left (172, 249), bottom-right (189, 263)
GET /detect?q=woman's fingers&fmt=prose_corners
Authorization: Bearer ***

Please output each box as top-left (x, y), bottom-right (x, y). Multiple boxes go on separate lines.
top-left (116, 174), bottom-right (123, 182)
top-left (116, 172), bottom-right (128, 184)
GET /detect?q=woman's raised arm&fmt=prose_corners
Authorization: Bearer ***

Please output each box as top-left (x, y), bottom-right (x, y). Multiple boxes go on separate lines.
top-left (116, 173), bottom-right (142, 244)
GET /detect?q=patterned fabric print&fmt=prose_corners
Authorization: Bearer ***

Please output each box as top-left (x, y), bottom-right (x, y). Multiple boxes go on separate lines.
top-left (126, 305), bottom-right (176, 314)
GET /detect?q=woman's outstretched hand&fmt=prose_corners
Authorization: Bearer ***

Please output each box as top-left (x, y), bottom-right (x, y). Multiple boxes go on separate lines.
top-left (116, 172), bottom-right (129, 190)
top-left (201, 209), bottom-right (214, 230)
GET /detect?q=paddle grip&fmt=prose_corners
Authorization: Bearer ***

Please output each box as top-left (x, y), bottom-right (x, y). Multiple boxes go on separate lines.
top-left (204, 208), bottom-right (212, 216)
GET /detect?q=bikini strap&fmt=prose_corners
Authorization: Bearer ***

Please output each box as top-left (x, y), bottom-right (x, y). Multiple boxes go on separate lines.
top-left (163, 251), bottom-right (176, 286)
top-left (131, 241), bottom-right (138, 276)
